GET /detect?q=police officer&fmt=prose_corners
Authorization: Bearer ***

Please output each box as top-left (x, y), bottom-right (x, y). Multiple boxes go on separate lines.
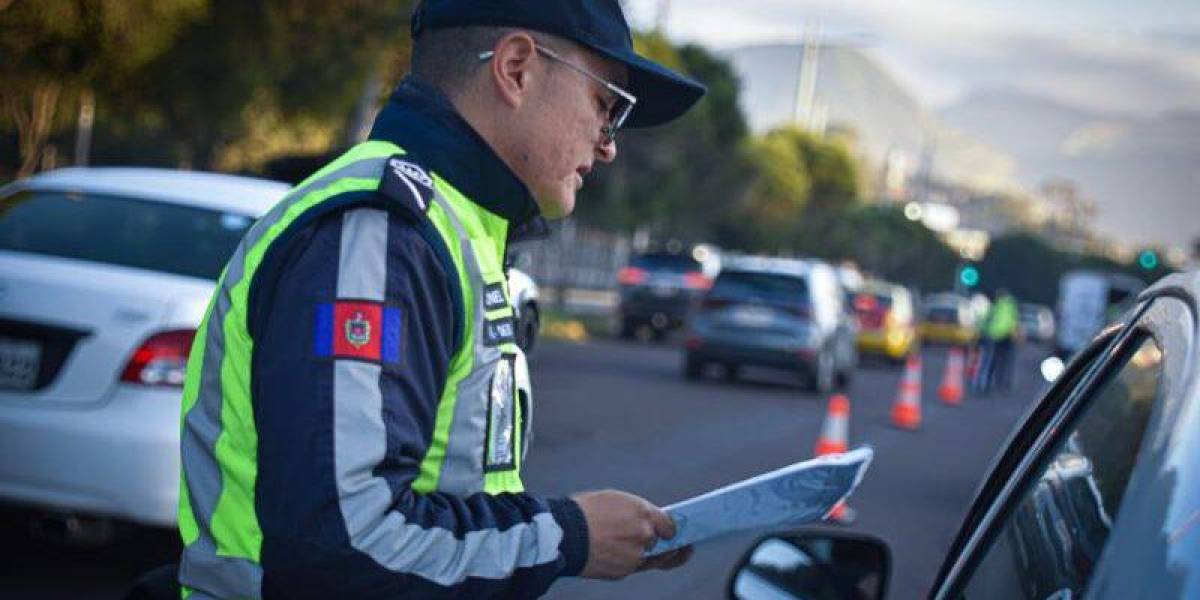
top-left (175, 0), bottom-right (705, 597)
top-left (979, 288), bottom-right (1019, 394)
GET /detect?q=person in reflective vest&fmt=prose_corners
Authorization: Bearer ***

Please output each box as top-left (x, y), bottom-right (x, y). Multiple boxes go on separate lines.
top-left (176, 0), bottom-right (705, 597)
top-left (978, 289), bottom-right (1020, 394)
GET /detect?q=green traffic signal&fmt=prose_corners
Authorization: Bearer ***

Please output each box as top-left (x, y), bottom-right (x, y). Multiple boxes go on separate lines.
top-left (960, 266), bottom-right (980, 287)
top-left (1138, 250), bottom-right (1159, 270)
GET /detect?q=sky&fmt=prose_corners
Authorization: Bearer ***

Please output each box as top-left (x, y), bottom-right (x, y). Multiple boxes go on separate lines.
top-left (624, 0), bottom-right (1200, 115)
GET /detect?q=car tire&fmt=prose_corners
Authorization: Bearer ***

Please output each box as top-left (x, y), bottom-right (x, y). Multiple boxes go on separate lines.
top-left (724, 363), bottom-right (740, 382)
top-left (516, 302), bottom-right (539, 356)
top-left (684, 354), bottom-right (704, 380)
top-left (619, 316), bottom-right (637, 340)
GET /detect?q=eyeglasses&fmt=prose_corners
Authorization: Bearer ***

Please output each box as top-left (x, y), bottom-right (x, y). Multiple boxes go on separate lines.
top-left (479, 44), bottom-right (637, 145)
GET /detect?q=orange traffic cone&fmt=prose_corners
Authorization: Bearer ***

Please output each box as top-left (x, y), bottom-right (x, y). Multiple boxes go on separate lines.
top-left (890, 354), bottom-right (923, 430)
top-left (814, 394), bottom-right (855, 524)
top-left (938, 347), bottom-right (965, 406)
top-left (814, 394), bottom-right (850, 456)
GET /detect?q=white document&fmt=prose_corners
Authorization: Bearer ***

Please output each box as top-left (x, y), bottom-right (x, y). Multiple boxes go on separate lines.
top-left (647, 447), bottom-right (874, 556)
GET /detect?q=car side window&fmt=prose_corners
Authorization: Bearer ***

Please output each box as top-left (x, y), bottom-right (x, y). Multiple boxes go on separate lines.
top-left (958, 335), bottom-right (1163, 600)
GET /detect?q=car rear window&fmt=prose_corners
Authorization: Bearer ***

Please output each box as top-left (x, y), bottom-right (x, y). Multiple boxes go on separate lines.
top-left (0, 190), bottom-right (254, 280)
top-left (926, 306), bottom-right (960, 324)
top-left (853, 292), bottom-right (893, 313)
top-left (708, 271), bottom-right (810, 307)
top-left (631, 253), bottom-right (701, 273)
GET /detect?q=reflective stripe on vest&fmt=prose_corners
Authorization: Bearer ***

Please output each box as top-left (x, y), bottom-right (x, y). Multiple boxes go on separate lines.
top-left (178, 140), bottom-right (531, 597)
top-left (415, 178), bottom-right (527, 497)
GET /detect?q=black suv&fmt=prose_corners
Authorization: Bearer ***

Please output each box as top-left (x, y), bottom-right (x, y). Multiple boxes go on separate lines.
top-left (616, 252), bottom-right (710, 340)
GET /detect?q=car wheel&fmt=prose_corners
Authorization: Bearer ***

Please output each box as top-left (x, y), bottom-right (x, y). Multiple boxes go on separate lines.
top-left (724, 363), bottom-right (740, 382)
top-left (516, 303), bottom-right (539, 355)
top-left (619, 316), bottom-right (637, 340)
top-left (684, 354), bottom-right (704, 380)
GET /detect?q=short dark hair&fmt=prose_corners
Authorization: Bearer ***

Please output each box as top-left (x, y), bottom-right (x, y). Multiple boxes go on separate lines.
top-left (411, 26), bottom-right (574, 97)
top-left (411, 26), bottom-right (516, 97)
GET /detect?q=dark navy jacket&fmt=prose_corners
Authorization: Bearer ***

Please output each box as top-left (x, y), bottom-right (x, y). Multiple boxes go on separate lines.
top-left (246, 77), bottom-right (586, 599)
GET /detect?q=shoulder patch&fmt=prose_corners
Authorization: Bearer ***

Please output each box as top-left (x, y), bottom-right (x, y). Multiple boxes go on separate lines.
top-left (314, 300), bottom-right (402, 365)
top-left (379, 154), bottom-right (434, 219)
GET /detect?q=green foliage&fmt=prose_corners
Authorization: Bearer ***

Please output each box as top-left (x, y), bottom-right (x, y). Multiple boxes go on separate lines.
top-left (0, 0), bottom-right (414, 173)
top-left (122, 0), bottom-right (411, 169)
top-left (0, 0), bottom-right (205, 85)
top-left (756, 126), bottom-right (859, 209)
top-left (714, 126), bottom-right (861, 253)
top-left (676, 44), bottom-right (746, 144)
top-left (744, 133), bottom-right (812, 211)
top-left (573, 36), bottom-right (750, 242)
top-left (0, 0), bottom-right (205, 176)
top-left (977, 233), bottom-right (1172, 305)
top-left (801, 205), bottom-right (959, 291)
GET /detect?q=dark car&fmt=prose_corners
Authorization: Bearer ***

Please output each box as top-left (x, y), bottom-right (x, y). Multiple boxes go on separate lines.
top-left (727, 270), bottom-right (1200, 599)
top-left (1019, 302), bottom-right (1056, 345)
top-left (683, 257), bottom-right (856, 392)
top-left (616, 251), bottom-right (711, 340)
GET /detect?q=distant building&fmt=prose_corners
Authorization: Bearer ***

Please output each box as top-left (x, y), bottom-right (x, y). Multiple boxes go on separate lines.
top-left (1037, 179), bottom-right (1098, 254)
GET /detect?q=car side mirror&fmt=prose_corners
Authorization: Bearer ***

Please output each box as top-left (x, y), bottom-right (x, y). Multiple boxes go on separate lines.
top-left (728, 530), bottom-right (891, 600)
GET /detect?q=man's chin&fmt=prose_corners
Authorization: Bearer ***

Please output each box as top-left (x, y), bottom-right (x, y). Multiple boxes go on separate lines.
top-left (534, 192), bottom-right (576, 220)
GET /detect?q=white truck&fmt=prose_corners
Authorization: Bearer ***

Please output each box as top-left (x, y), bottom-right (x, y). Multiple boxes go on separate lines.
top-left (1055, 270), bottom-right (1145, 358)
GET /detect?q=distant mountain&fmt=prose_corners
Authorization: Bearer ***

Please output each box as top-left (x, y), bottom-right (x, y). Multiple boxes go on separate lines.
top-left (941, 89), bottom-right (1200, 247)
top-left (724, 44), bottom-right (1015, 191)
top-left (724, 43), bottom-right (1197, 248)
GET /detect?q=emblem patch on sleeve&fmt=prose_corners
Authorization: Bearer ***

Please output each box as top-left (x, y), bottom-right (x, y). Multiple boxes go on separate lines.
top-left (314, 301), bottom-right (401, 364)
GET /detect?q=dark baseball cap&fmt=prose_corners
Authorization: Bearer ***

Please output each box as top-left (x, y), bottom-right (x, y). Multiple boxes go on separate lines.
top-left (411, 0), bottom-right (706, 128)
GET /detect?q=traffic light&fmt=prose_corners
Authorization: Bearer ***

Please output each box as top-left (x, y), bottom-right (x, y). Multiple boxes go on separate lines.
top-left (959, 265), bottom-right (980, 288)
top-left (1138, 250), bottom-right (1159, 270)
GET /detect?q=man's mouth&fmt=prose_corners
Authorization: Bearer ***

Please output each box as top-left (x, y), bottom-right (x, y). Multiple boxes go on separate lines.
top-left (574, 165), bottom-right (592, 190)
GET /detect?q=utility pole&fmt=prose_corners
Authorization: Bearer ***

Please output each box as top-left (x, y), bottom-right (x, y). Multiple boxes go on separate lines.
top-left (74, 89), bottom-right (95, 166)
top-left (792, 22), bottom-right (822, 130)
top-left (655, 0), bottom-right (671, 33)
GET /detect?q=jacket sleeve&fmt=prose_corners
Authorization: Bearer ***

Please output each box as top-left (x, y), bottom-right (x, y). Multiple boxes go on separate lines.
top-left (248, 202), bottom-right (588, 599)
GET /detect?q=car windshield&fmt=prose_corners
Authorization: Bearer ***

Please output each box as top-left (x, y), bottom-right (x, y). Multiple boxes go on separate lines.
top-left (631, 253), bottom-right (701, 273)
top-left (708, 271), bottom-right (810, 308)
top-left (0, 189), bottom-right (254, 280)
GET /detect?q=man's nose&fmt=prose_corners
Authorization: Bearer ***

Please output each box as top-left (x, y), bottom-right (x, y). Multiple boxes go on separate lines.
top-left (596, 138), bottom-right (617, 163)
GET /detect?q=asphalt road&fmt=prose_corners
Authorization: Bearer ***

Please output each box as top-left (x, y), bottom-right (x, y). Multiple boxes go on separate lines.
top-left (0, 336), bottom-right (1047, 599)
top-left (527, 337), bottom-right (1043, 599)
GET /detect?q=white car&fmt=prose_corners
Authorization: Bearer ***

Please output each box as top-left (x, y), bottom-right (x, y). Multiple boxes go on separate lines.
top-left (0, 168), bottom-right (288, 531)
top-left (507, 266), bottom-right (540, 355)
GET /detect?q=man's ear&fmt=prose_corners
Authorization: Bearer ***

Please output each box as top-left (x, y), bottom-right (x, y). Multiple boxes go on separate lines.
top-left (488, 32), bottom-right (539, 109)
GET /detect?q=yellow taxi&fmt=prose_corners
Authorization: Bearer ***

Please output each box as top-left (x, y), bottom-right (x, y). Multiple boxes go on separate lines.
top-left (919, 294), bottom-right (978, 346)
top-left (853, 282), bottom-right (918, 362)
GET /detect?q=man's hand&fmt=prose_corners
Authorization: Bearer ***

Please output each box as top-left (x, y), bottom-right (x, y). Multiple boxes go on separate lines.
top-left (572, 490), bottom-right (691, 579)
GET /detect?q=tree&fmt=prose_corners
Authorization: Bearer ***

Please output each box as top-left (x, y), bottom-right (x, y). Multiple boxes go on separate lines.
top-left (715, 126), bottom-right (862, 253)
top-left (722, 133), bottom-right (810, 251)
top-left (573, 35), bottom-right (752, 244)
top-left (122, 0), bottom-right (410, 170)
top-left (0, 0), bottom-right (204, 177)
top-left (976, 232), bottom-right (1171, 305)
top-left (791, 205), bottom-right (960, 292)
